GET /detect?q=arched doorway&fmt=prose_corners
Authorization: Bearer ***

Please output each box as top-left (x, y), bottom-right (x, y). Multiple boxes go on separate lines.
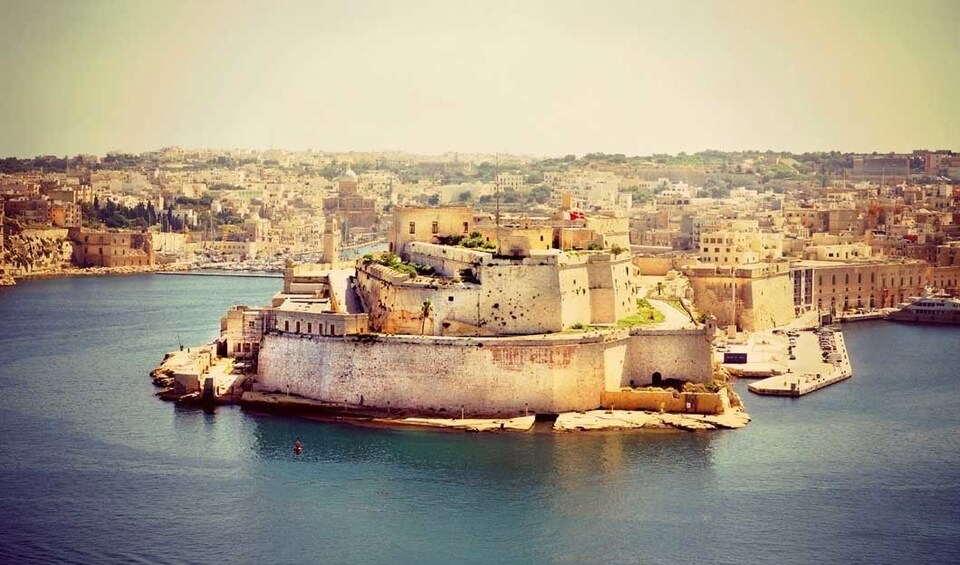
top-left (652, 371), bottom-right (662, 386)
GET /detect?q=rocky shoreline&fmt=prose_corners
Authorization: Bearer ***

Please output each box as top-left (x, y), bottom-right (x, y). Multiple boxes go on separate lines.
top-left (237, 390), bottom-right (751, 433)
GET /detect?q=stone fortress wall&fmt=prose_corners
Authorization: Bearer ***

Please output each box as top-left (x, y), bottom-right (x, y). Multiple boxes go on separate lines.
top-left (257, 324), bottom-right (714, 416)
top-left (356, 242), bottom-right (639, 336)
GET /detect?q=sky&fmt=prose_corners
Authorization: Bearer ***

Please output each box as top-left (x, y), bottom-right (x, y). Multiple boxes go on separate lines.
top-left (1, 0), bottom-right (957, 157)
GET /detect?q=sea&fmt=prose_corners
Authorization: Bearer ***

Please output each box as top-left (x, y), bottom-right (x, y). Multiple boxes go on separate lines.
top-left (0, 274), bottom-right (958, 565)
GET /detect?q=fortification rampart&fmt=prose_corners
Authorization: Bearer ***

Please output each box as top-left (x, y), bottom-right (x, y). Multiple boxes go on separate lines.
top-left (256, 325), bottom-right (714, 416)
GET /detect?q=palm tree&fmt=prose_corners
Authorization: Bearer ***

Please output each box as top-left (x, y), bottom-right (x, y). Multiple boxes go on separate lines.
top-left (420, 299), bottom-right (433, 335)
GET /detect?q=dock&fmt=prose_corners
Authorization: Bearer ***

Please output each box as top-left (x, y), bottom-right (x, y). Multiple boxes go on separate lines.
top-left (748, 330), bottom-right (853, 397)
top-left (836, 310), bottom-right (891, 323)
top-left (156, 270), bottom-right (282, 279)
top-left (747, 369), bottom-right (851, 397)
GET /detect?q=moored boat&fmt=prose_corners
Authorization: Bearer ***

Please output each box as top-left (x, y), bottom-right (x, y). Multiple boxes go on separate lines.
top-left (887, 295), bottom-right (960, 325)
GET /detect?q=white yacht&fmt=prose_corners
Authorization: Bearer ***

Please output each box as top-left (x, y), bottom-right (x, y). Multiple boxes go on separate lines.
top-left (887, 295), bottom-right (960, 325)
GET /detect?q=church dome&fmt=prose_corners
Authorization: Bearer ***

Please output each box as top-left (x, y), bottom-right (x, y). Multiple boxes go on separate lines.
top-left (339, 167), bottom-right (358, 181)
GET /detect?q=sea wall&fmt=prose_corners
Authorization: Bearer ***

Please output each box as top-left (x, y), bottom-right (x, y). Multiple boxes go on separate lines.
top-left (257, 332), bottom-right (626, 415)
top-left (257, 324), bottom-right (715, 415)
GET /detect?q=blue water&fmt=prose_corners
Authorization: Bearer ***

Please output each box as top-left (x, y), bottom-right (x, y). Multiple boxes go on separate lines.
top-left (1, 275), bottom-right (959, 565)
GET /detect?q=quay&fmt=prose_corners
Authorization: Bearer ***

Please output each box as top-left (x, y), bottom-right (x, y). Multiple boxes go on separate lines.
top-left (748, 330), bottom-right (853, 397)
top-left (156, 270), bottom-right (282, 279)
top-left (835, 309), bottom-right (893, 323)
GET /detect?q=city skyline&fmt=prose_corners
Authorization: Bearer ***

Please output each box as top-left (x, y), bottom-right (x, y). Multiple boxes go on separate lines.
top-left (2, 0), bottom-right (958, 158)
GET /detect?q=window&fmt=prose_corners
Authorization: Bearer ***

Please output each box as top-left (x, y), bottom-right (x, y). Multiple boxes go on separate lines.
top-left (448, 296), bottom-right (454, 302)
top-left (295, 321), bottom-right (301, 333)
top-left (307, 322), bottom-right (312, 333)
top-left (248, 321), bottom-right (255, 328)
top-left (284, 321), bottom-right (289, 332)
top-left (409, 222), bottom-right (416, 234)
top-left (431, 221), bottom-right (439, 234)
top-left (463, 222), bottom-right (469, 233)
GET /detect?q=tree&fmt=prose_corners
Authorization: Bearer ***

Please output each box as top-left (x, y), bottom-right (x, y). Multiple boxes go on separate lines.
top-left (147, 202), bottom-right (157, 225)
top-left (420, 299), bottom-right (433, 335)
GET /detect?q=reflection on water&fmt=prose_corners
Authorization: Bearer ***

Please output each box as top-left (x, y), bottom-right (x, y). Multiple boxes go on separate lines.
top-left (1, 276), bottom-right (959, 565)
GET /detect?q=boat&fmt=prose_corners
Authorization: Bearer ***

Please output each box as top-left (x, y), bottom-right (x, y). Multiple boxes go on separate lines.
top-left (887, 295), bottom-right (960, 325)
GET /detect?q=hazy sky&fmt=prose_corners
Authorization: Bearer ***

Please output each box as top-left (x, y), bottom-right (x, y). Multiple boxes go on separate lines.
top-left (1, 0), bottom-right (957, 157)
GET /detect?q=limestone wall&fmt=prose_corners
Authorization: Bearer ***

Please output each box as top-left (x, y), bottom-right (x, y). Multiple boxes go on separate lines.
top-left (486, 262), bottom-right (570, 333)
top-left (407, 242), bottom-right (486, 277)
top-left (356, 264), bottom-right (486, 335)
top-left (600, 390), bottom-right (725, 414)
top-left (623, 329), bottom-right (713, 387)
top-left (257, 332), bottom-right (628, 415)
top-left (689, 271), bottom-right (795, 331)
top-left (256, 325), bottom-right (717, 415)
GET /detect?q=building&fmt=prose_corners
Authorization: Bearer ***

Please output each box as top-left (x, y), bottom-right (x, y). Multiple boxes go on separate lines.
top-left (49, 201), bottom-right (82, 228)
top-left (2, 197), bottom-right (50, 224)
top-left (698, 220), bottom-right (783, 266)
top-left (323, 167), bottom-right (378, 235)
top-left (388, 206), bottom-right (473, 255)
top-left (69, 228), bottom-right (154, 267)
top-left (496, 172), bottom-right (525, 192)
top-left (790, 259), bottom-right (928, 313)
top-left (851, 157), bottom-right (910, 180)
top-left (686, 262), bottom-right (795, 332)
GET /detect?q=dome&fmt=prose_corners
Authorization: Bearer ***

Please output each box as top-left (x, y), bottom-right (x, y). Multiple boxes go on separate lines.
top-left (339, 167), bottom-right (358, 181)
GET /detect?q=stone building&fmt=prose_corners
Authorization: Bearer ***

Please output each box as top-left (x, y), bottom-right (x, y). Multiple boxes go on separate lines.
top-left (49, 201), bottom-right (81, 228)
top-left (68, 228), bottom-right (154, 267)
top-left (323, 167), bottom-right (378, 235)
top-left (685, 262), bottom-right (796, 332)
top-left (388, 206), bottom-right (473, 254)
top-left (791, 259), bottom-right (928, 312)
top-left (220, 305), bottom-right (272, 359)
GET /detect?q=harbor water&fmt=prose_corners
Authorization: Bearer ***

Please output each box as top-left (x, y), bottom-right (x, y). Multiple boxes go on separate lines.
top-left (1, 274), bottom-right (958, 564)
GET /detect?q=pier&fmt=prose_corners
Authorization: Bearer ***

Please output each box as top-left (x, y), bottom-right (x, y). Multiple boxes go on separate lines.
top-left (748, 330), bottom-right (853, 397)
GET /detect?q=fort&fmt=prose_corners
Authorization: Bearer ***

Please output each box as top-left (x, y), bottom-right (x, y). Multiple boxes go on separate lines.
top-left (154, 206), bottom-right (745, 429)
